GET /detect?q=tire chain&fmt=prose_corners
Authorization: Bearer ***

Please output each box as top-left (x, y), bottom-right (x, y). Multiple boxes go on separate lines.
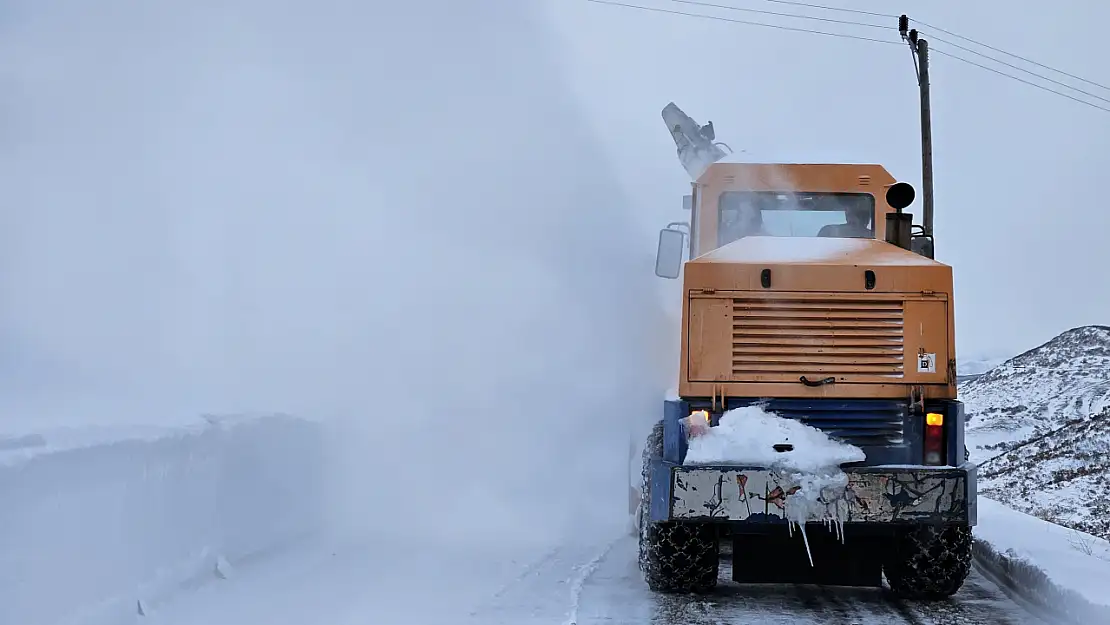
top-left (885, 524), bottom-right (974, 599)
top-left (637, 420), bottom-right (719, 594)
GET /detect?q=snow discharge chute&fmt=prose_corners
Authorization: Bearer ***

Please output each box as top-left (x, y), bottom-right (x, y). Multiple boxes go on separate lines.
top-left (661, 102), bottom-right (729, 181)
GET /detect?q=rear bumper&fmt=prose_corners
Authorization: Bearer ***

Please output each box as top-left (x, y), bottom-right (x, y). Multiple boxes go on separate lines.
top-left (647, 462), bottom-right (977, 526)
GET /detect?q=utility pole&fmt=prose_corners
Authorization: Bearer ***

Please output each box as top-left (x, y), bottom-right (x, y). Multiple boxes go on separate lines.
top-left (899, 15), bottom-right (934, 244)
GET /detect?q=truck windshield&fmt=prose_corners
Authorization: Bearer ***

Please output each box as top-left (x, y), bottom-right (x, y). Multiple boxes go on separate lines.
top-left (717, 191), bottom-right (875, 247)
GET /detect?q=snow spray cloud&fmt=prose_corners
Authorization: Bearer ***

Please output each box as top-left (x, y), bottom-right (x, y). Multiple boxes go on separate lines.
top-left (0, 1), bottom-right (671, 544)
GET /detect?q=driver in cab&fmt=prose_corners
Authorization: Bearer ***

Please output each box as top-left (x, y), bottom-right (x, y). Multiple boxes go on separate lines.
top-left (817, 205), bottom-right (872, 238)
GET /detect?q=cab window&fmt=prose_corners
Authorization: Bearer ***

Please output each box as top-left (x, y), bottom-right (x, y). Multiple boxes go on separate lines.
top-left (717, 191), bottom-right (875, 247)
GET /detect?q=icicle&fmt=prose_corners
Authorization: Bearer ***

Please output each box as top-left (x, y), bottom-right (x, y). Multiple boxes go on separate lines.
top-left (799, 523), bottom-right (814, 567)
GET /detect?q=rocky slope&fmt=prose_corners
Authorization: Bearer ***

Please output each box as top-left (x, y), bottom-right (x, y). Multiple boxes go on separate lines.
top-left (961, 325), bottom-right (1110, 540)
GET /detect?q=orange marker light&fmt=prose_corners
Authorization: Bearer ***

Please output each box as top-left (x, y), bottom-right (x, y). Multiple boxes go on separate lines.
top-left (684, 410), bottom-right (711, 438)
top-left (926, 412), bottom-right (944, 427)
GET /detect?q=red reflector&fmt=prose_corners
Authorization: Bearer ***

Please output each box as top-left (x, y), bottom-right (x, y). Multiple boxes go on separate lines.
top-left (925, 426), bottom-right (943, 447)
top-left (924, 423), bottom-right (944, 465)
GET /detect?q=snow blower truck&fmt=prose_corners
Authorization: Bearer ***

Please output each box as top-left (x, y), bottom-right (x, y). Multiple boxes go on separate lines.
top-left (634, 103), bottom-right (975, 599)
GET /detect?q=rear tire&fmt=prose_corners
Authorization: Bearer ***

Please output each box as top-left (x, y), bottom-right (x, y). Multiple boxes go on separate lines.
top-left (884, 524), bottom-right (973, 599)
top-left (637, 421), bottom-right (719, 594)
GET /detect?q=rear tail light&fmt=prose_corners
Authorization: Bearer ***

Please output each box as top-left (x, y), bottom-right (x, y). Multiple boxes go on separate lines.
top-left (924, 412), bottom-right (945, 465)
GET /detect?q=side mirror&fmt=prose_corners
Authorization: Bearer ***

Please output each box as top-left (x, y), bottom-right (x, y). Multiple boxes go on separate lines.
top-left (655, 228), bottom-right (687, 279)
top-left (911, 235), bottom-right (935, 259)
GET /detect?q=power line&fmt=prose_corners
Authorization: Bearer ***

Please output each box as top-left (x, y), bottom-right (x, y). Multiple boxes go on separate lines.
top-left (921, 32), bottom-right (1110, 105)
top-left (670, 0), bottom-right (888, 30)
top-left (929, 46), bottom-right (1110, 114)
top-left (586, 0), bottom-right (1110, 114)
top-left (584, 0), bottom-right (902, 45)
top-left (730, 0), bottom-right (1110, 95)
top-left (912, 18), bottom-right (1110, 93)
top-left (723, 0), bottom-right (1110, 96)
top-left (743, 0), bottom-right (896, 19)
top-left (701, 0), bottom-right (1110, 98)
top-left (649, 0), bottom-right (1110, 97)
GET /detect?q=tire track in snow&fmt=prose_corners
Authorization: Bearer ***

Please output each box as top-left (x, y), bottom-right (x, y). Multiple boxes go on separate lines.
top-left (895, 568), bottom-right (1052, 625)
top-left (563, 540), bottom-right (621, 625)
top-left (888, 597), bottom-right (930, 625)
top-left (480, 546), bottom-right (564, 605)
top-left (808, 583), bottom-right (875, 625)
top-left (569, 535), bottom-right (1048, 625)
top-left (465, 534), bottom-right (624, 625)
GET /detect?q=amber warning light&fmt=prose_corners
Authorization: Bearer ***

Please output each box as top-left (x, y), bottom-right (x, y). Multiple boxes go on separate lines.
top-left (682, 410), bottom-right (712, 438)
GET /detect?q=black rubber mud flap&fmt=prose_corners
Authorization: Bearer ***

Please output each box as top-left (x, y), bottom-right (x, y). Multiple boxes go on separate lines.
top-left (732, 529), bottom-right (883, 587)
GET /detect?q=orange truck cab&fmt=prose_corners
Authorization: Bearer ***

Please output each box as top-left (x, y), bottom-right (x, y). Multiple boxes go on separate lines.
top-left (636, 103), bottom-right (976, 600)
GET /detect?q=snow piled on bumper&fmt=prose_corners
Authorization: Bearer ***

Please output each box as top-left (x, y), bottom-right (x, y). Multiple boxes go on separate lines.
top-left (681, 405), bottom-right (866, 469)
top-left (681, 406), bottom-right (867, 563)
top-left (681, 407), bottom-right (866, 529)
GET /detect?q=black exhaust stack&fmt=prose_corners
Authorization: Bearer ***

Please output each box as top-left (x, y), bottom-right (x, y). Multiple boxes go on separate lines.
top-left (885, 182), bottom-right (915, 251)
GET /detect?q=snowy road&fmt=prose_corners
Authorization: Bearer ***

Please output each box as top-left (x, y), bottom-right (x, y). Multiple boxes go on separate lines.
top-left (567, 536), bottom-right (1046, 625)
top-left (153, 532), bottom-right (1049, 625)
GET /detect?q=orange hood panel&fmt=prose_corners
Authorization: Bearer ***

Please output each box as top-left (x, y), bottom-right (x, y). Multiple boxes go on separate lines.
top-left (684, 237), bottom-right (952, 294)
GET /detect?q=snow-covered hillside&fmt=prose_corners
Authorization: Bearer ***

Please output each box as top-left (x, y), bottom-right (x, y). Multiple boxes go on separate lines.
top-left (978, 408), bottom-right (1110, 540)
top-left (962, 325), bottom-right (1110, 540)
top-left (958, 356), bottom-right (1010, 376)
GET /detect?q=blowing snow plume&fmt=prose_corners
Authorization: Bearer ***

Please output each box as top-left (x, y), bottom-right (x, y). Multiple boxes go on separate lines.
top-left (0, 0), bottom-right (669, 550)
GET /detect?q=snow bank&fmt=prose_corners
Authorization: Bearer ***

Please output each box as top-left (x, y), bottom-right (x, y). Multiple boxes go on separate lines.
top-left (973, 497), bottom-right (1110, 624)
top-left (0, 414), bottom-right (324, 625)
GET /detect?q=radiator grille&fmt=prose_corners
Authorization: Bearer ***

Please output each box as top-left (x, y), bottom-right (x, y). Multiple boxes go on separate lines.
top-left (731, 399), bottom-right (907, 446)
top-left (731, 298), bottom-right (905, 378)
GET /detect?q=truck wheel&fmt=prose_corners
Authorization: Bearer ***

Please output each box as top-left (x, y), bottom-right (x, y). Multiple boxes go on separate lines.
top-left (638, 420), bottom-right (719, 594)
top-left (884, 524), bottom-right (973, 599)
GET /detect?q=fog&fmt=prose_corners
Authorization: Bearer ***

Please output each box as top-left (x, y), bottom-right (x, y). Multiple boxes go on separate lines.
top-left (0, 0), bottom-right (672, 549)
top-left (551, 0), bottom-right (1110, 360)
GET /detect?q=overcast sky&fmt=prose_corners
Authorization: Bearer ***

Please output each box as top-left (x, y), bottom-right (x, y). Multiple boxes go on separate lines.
top-left (547, 0), bottom-right (1110, 359)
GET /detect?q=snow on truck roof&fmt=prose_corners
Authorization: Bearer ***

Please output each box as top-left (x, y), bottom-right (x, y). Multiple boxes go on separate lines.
top-left (693, 236), bottom-right (946, 267)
